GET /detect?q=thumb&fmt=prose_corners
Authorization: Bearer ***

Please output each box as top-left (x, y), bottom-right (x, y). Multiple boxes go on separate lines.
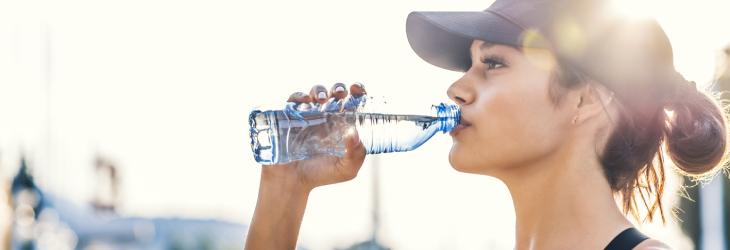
top-left (338, 129), bottom-right (366, 170)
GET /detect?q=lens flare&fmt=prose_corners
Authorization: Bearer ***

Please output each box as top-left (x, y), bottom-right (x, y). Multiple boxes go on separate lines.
top-left (521, 29), bottom-right (557, 72)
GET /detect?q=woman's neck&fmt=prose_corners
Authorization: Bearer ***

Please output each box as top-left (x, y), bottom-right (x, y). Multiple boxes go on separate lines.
top-left (500, 143), bottom-right (633, 250)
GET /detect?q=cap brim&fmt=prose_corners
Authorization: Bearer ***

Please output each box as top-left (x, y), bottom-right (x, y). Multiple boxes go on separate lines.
top-left (406, 11), bottom-right (524, 72)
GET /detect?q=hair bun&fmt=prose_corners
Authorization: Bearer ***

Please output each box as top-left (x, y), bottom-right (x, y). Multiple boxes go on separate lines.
top-left (664, 83), bottom-right (728, 177)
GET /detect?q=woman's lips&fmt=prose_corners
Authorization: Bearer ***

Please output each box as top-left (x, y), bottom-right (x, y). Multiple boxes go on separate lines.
top-left (450, 117), bottom-right (472, 136)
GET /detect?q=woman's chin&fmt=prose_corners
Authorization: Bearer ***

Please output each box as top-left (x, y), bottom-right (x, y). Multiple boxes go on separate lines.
top-left (449, 143), bottom-right (494, 175)
top-left (448, 145), bottom-right (476, 173)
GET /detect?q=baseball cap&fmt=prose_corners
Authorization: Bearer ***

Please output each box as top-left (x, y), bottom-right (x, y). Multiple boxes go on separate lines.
top-left (406, 0), bottom-right (684, 110)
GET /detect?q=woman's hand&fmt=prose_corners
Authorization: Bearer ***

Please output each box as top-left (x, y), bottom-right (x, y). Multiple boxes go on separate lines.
top-left (268, 83), bottom-right (367, 191)
top-left (263, 130), bottom-right (365, 191)
top-left (245, 83), bottom-right (367, 250)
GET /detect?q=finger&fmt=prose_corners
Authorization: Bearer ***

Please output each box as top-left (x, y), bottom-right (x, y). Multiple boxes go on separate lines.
top-left (286, 91), bottom-right (313, 111)
top-left (343, 82), bottom-right (367, 111)
top-left (309, 85), bottom-right (329, 105)
top-left (350, 82), bottom-right (366, 97)
top-left (330, 82), bottom-right (348, 101)
top-left (287, 91), bottom-right (312, 103)
top-left (338, 129), bottom-right (366, 174)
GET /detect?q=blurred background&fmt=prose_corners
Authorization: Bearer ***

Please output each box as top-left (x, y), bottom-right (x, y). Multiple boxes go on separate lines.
top-left (0, 0), bottom-right (729, 249)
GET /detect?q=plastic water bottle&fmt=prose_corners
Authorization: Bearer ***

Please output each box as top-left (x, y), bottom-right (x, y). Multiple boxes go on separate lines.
top-left (248, 103), bottom-right (460, 165)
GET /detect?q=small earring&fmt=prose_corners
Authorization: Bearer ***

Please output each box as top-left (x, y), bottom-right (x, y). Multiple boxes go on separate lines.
top-left (572, 115), bottom-right (579, 125)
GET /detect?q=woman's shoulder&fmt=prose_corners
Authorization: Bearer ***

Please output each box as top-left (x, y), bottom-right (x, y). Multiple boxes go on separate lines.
top-left (633, 239), bottom-right (671, 250)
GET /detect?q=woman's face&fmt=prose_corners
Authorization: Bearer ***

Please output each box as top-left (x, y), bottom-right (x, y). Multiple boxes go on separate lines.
top-left (447, 40), bottom-right (575, 175)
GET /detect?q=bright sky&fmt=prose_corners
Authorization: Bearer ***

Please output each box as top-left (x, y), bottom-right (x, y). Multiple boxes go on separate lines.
top-left (0, 0), bottom-right (728, 249)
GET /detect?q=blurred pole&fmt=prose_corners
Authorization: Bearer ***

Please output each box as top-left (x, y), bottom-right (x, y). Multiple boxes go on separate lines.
top-left (699, 176), bottom-right (726, 250)
top-left (341, 155), bottom-right (388, 250)
top-left (370, 155), bottom-right (380, 244)
top-left (43, 23), bottom-right (53, 190)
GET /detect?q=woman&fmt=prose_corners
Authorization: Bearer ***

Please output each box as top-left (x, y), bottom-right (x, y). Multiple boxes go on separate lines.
top-left (245, 0), bottom-right (729, 249)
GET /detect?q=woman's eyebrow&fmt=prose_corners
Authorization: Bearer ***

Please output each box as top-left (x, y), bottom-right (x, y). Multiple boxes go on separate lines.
top-left (471, 42), bottom-right (499, 58)
top-left (480, 42), bottom-right (497, 51)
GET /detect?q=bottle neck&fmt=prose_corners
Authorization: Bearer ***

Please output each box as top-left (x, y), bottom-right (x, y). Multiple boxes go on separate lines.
top-left (434, 103), bottom-right (461, 133)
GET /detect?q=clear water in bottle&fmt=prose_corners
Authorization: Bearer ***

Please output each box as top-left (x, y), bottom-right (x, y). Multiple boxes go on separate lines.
top-left (249, 103), bottom-right (460, 165)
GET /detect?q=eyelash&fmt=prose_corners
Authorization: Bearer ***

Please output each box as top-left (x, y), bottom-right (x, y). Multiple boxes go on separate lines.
top-left (480, 56), bottom-right (506, 70)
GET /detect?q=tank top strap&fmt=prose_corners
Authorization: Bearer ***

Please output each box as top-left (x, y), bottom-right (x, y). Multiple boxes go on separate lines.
top-left (604, 227), bottom-right (649, 250)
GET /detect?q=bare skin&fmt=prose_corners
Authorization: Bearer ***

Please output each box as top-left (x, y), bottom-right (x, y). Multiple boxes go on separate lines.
top-left (244, 41), bottom-right (671, 249)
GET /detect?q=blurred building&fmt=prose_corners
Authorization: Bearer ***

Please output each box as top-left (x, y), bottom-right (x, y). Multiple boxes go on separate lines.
top-left (9, 157), bottom-right (248, 250)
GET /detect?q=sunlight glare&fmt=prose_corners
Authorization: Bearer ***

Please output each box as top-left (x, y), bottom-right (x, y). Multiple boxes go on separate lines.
top-left (610, 0), bottom-right (660, 19)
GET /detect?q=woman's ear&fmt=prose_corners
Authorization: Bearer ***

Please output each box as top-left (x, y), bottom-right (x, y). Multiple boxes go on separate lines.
top-left (573, 83), bottom-right (615, 125)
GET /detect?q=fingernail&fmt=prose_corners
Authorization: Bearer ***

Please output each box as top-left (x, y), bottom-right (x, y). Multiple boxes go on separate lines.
top-left (347, 134), bottom-right (357, 146)
top-left (287, 92), bottom-right (304, 102)
top-left (318, 92), bottom-right (327, 99)
top-left (296, 103), bottom-right (311, 111)
top-left (335, 86), bottom-right (346, 93)
top-left (345, 128), bottom-right (357, 144)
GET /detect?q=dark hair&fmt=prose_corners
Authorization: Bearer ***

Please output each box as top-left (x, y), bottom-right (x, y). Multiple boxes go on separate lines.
top-left (549, 62), bottom-right (730, 223)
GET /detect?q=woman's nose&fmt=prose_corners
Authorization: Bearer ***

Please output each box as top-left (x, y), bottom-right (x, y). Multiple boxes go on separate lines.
top-left (447, 74), bottom-right (475, 106)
